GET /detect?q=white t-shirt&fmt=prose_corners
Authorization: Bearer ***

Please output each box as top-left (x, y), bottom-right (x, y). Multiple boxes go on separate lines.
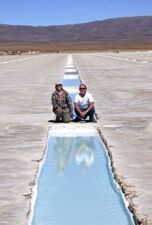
top-left (74, 92), bottom-right (94, 110)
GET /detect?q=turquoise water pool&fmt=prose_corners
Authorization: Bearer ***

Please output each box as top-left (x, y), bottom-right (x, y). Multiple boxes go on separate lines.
top-left (62, 79), bottom-right (81, 87)
top-left (31, 135), bottom-right (134, 225)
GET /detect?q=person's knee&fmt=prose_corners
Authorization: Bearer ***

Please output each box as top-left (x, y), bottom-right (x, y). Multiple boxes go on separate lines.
top-left (62, 112), bottom-right (71, 123)
top-left (54, 110), bottom-right (63, 117)
top-left (74, 108), bottom-right (80, 116)
top-left (88, 107), bottom-right (95, 114)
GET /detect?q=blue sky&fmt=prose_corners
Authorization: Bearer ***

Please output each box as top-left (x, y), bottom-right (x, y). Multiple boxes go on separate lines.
top-left (0, 0), bottom-right (152, 26)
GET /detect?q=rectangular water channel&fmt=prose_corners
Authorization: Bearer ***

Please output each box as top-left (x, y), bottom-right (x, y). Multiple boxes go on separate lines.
top-left (62, 78), bottom-right (81, 87)
top-left (31, 130), bottom-right (134, 225)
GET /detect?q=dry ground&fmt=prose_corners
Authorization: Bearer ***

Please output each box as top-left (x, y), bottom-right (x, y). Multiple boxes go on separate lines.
top-left (0, 42), bottom-right (152, 54)
top-left (0, 52), bottom-right (152, 225)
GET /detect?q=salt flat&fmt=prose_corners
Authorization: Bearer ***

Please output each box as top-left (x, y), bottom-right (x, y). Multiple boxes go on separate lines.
top-left (74, 52), bottom-right (152, 224)
top-left (0, 52), bottom-right (152, 225)
top-left (0, 54), bottom-right (66, 225)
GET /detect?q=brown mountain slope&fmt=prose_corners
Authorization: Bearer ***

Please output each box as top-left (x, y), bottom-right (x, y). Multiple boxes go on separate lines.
top-left (0, 16), bottom-right (152, 43)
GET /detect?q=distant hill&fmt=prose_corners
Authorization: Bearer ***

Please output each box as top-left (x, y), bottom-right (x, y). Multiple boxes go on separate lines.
top-left (0, 16), bottom-right (152, 43)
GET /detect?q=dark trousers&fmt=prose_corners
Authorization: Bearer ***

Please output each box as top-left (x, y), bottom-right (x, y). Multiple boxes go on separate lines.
top-left (74, 107), bottom-right (95, 121)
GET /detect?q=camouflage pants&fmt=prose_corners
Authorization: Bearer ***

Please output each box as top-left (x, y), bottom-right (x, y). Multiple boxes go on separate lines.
top-left (53, 109), bottom-right (71, 123)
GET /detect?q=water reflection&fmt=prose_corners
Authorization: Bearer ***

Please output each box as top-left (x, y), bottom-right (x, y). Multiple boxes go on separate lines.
top-left (75, 137), bottom-right (95, 174)
top-left (53, 137), bottom-right (95, 175)
top-left (32, 136), bottom-right (134, 225)
top-left (53, 137), bottom-right (72, 175)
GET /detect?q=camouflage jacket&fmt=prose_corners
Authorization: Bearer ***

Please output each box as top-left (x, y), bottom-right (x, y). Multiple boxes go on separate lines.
top-left (51, 90), bottom-right (73, 113)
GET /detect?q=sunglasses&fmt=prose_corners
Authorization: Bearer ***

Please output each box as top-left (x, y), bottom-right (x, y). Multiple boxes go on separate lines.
top-left (80, 87), bottom-right (86, 90)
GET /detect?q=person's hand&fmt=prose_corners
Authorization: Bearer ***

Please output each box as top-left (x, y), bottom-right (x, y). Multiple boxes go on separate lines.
top-left (80, 111), bottom-right (86, 118)
top-left (57, 107), bottom-right (63, 113)
top-left (63, 104), bottom-right (67, 108)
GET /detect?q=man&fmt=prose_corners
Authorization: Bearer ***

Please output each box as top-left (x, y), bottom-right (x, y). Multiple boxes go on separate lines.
top-left (74, 84), bottom-right (96, 122)
top-left (75, 137), bottom-right (95, 174)
top-left (51, 83), bottom-right (73, 123)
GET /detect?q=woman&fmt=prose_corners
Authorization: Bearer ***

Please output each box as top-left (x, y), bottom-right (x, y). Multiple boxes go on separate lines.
top-left (51, 83), bottom-right (73, 123)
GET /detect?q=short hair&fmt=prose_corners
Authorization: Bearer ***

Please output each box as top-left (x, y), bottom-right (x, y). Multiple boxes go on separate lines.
top-left (79, 83), bottom-right (87, 89)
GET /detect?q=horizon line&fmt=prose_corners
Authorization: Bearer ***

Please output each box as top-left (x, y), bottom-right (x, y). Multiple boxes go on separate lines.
top-left (0, 15), bottom-right (151, 27)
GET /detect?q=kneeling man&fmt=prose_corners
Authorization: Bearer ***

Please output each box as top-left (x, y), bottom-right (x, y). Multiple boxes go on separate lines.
top-left (74, 84), bottom-right (96, 122)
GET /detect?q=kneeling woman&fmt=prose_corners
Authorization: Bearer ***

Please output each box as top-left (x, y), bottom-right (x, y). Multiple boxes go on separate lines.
top-left (51, 83), bottom-right (73, 123)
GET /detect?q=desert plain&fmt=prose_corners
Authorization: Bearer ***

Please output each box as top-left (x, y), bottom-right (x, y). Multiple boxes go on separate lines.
top-left (0, 51), bottom-right (152, 225)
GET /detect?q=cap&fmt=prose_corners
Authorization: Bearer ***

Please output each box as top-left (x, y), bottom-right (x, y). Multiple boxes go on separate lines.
top-left (55, 82), bottom-right (62, 89)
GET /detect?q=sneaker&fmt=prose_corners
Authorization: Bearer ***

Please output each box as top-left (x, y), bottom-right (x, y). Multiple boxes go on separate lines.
top-left (89, 119), bottom-right (97, 123)
top-left (73, 117), bottom-right (81, 122)
top-left (55, 116), bottom-right (62, 123)
top-left (80, 120), bottom-right (86, 123)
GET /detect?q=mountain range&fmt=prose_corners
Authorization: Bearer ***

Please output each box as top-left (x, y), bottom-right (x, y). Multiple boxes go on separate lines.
top-left (0, 16), bottom-right (152, 43)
